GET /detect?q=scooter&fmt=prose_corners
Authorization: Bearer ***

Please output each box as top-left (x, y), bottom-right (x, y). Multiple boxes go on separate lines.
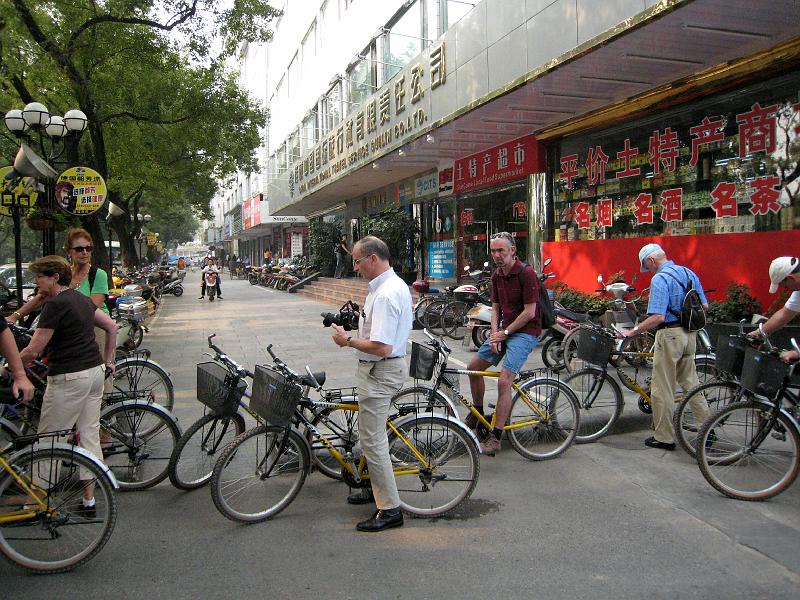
top-left (205, 270), bottom-right (218, 302)
top-left (162, 277), bottom-right (184, 297)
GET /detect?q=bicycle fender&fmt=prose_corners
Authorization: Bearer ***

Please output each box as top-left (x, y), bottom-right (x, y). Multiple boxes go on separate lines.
top-left (115, 356), bottom-right (172, 379)
top-left (6, 441), bottom-right (120, 490)
top-left (392, 385), bottom-right (460, 420)
top-left (391, 413), bottom-right (482, 454)
top-left (101, 399), bottom-right (183, 436)
top-left (750, 398), bottom-right (800, 431)
top-left (0, 417), bottom-right (22, 441)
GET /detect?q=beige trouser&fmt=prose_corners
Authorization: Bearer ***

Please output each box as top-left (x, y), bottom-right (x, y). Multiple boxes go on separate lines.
top-left (651, 327), bottom-right (707, 444)
top-left (94, 326), bottom-right (113, 394)
top-left (356, 359), bottom-right (407, 510)
top-left (39, 365), bottom-right (106, 479)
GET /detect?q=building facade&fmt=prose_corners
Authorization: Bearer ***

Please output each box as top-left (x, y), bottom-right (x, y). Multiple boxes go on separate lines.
top-left (262, 0), bottom-right (798, 308)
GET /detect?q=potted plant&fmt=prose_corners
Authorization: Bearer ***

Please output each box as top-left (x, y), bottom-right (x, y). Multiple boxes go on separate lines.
top-left (704, 282), bottom-right (762, 345)
top-left (361, 207), bottom-right (421, 284)
top-left (25, 205), bottom-right (54, 230)
top-left (308, 220), bottom-right (342, 277)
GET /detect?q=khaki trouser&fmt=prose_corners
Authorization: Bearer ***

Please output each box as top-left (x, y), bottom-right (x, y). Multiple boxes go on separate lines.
top-left (651, 327), bottom-right (708, 444)
top-left (356, 359), bottom-right (407, 510)
top-left (95, 326), bottom-right (113, 394)
top-left (39, 365), bottom-right (106, 479)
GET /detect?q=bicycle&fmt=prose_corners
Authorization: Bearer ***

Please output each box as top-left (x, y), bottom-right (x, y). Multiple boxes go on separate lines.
top-left (209, 343), bottom-right (480, 523)
top-left (391, 330), bottom-right (580, 460)
top-left (168, 334), bottom-right (361, 490)
top-left (0, 429), bottom-right (118, 573)
top-left (696, 339), bottom-right (800, 501)
top-left (563, 322), bottom-right (717, 443)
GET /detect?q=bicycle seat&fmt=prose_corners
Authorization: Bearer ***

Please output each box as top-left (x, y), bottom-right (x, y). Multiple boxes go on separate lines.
top-left (301, 371), bottom-right (326, 387)
top-left (556, 308), bottom-right (592, 322)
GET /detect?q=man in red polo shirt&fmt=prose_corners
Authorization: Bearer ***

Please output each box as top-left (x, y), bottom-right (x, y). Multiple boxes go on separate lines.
top-left (465, 231), bottom-right (541, 455)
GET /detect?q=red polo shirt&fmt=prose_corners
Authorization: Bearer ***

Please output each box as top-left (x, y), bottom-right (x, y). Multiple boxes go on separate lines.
top-left (491, 258), bottom-right (541, 336)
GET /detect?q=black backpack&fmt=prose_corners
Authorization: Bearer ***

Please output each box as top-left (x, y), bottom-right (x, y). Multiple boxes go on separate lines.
top-left (659, 267), bottom-right (706, 332)
top-left (518, 264), bottom-right (555, 330)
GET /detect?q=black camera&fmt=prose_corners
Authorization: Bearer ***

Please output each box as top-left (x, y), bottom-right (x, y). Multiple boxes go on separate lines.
top-left (321, 300), bottom-right (360, 331)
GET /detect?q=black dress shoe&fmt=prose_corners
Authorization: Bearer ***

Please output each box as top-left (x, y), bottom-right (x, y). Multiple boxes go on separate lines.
top-left (356, 508), bottom-right (403, 532)
top-left (644, 436), bottom-right (676, 451)
top-left (347, 488), bottom-right (374, 505)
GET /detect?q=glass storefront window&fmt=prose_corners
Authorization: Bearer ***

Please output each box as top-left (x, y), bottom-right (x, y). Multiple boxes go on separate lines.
top-left (384, 0), bottom-right (422, 82)
top-left (552, 72), bottom-right (800, 243)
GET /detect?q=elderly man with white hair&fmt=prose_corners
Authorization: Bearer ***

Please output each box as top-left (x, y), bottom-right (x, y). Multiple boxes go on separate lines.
top-left (749, 256), bottom-right (800, 362)
top-left (621, 244), bottom-right (708, 451)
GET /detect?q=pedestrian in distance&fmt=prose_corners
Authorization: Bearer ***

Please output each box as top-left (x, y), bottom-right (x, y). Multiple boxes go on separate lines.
top-left (465, 231), bottom-right (541, 456)
top-left (329, 235), bottom-right (413, 532)
top-left (622, 243), bottom-right (709, 451)
top-left (748, 256), bottom-right (800, 362)
top-left (334, 234), bottom-right (351, 279)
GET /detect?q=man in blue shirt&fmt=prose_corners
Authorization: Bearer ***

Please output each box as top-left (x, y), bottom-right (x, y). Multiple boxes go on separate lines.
top-left (622, 243), bottom-right (708, 451)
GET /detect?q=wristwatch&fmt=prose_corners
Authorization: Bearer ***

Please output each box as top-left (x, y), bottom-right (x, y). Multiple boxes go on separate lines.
top-left (503, 329), bottom-right (510, 336)
top-left (633, 326), bottom-right (640, 333)
top-left (346, 336), bottom-right (352, 347)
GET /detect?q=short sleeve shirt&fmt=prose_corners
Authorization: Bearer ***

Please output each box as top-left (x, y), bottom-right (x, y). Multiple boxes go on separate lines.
top-left (74, 267), bottom-right (110, 315)
top-left (355, 269), bottom-right (413, 361)
top-left (785, 291), bottom-right (800, 312)
top-left (647, 261), bottom-right (707, 323)
top-left (490, 258), bottom-right (541, 336)
top-left (38, 289), bottom-right (103, 376)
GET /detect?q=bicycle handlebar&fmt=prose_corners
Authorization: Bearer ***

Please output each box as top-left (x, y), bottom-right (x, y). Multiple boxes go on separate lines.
top-left (266, 344), bottom-right (301, 380)
top-left (423, 328), bottom-right (451, 354)
top-left (206, 334), bottom-right (253, 378)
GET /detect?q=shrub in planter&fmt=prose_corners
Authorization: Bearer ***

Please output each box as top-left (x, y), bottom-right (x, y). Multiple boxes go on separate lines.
top-left (309, 220), bottom-right (342, 277)
top-left (552, 281), bottom-right (606, 313)
top-left (706, 282), bottom-right (761, 323)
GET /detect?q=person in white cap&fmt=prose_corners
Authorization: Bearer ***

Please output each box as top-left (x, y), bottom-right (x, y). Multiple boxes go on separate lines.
top-left (748, 256), bottom-right (800, 362)
top-left (621, 243), bottom-right (708, 451)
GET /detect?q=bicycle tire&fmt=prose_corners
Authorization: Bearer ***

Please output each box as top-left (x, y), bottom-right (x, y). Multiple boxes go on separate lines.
top-left (694, 356), bottom-right (719, 386)
top-left (441, 301), bottom-right (468, 340)
top-left (423, 299), bottom-right (448, 334)
top-left (561, 326), bottom-right (588, 373)
top-left (109, 358), bottom-right (175, 413)
top-left (210, 425), bottom-right (308, 523)
top-left (387, 416), bottom-right (479, 517)
top-left (308, 406), bottom-right (359, 480)
top-left (0, 448), bottom-right (117, 574)
top-left (564, 367), bottom-right (624, 443)
top-left (673, 380), bottom-right (744, 457)
top-left (697, 399), bottom-right (800, 501)
top-left (619, 332), bottom-right (655, 369)
top-left (540, 337), bottom-right (563, 369)
top-left (168, 412), bottom-right (246, 490)
top-left (390, 386), bottom-right (457, 418)
top-left (471, 324), bottom-right (490, 349)
top-left (128, 324), bottom-right (144, 349)
top-left (414, 297), bottom-right (434, 329)
top-left (100, 402), bottom-right (180, 490)
top-left (507, 378), bottom-right (579, 460)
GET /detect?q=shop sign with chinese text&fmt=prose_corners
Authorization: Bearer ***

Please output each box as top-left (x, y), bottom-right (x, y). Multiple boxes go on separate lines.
top-left (454, 133), bottom-right (545, 195)
top-left (427, 239), bottom-right (455, 278)
top-left (55, 166), bottom-right (107, 216)
top-left (0, 166), bottom-right (38, 217)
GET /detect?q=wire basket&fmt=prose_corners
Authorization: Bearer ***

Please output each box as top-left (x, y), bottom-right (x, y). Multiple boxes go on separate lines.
top-left (197, 362), bottom-right (247, 417)
top-left (250, 365), bottom-right (302, 426)
top-left (409, 342), bottom-right (438, 380)
top-left (715, 335), bottom-right (748, 378)
top-left (576, 328), bottom-right (615, 366)
top-left (739, 347), bottom-right (791, 399)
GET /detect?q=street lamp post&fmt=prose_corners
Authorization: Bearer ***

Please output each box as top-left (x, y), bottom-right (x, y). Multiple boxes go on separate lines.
top-left (3, 102), bottom-right (88, 297)
top-left (131, 211), bottom-right (151, 264)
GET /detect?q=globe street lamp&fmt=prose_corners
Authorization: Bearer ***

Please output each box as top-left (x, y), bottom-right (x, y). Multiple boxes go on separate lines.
top-left (3, 102), bottom-right (88, 303)
top-left (131, 212), bottom-right (152, 262)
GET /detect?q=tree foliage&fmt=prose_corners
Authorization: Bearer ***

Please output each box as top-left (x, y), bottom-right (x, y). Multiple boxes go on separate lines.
top-left (0, 0), bottom-right (278, 266)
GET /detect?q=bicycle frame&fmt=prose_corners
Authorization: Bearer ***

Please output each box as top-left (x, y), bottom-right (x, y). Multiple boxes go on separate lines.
top-left (0, 452), bottom-right (49, 524)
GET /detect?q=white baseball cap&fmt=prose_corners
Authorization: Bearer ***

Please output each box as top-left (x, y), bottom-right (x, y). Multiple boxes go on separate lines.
top-left (768, 256), bottom-right (800, 293)
top-left (638, 243), bottom-right (663, 272)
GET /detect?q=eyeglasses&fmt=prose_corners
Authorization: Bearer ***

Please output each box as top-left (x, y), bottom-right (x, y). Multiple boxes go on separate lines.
top-left (353, 253), bottom-right (375, 266)
top-left (71, 246), bottom-right (93, 253)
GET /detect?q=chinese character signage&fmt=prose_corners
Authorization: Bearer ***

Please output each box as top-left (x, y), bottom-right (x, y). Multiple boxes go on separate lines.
top-left (453, 133), bottom-right (545, 195)
top-left (55, 166), bottom-right (107, 216)
top-left (252, 194), bottom-right (262, 226)
top-left (243, 197), bottom-right (252, 229)
top-left (427, 239), bottom-right (455, 278)
top-left (0, 166), bottom-right (38, 217)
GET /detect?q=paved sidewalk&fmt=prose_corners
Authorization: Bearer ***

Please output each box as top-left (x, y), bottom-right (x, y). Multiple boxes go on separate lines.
top-left (4, 270), bottom-right (798, 599)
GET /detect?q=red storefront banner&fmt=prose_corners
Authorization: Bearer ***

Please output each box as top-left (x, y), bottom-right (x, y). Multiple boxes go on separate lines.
top-left (243, 197), bottom-right (252, 229)
top-left (252, 193), bottom-right (262, 226)
top-left (453, 133), bottom-right (545, 195)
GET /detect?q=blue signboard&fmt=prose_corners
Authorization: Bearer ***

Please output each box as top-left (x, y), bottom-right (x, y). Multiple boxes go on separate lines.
top-left (428, 239), bottom-right (455, 279)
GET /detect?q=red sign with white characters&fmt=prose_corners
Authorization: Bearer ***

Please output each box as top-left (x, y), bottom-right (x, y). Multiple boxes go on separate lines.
top-left (252, 194), bottom-right (262, 226)
top-left (243, 197), bottom-right (252, 229)
top-left (454, 133), bottom-right (545, 194)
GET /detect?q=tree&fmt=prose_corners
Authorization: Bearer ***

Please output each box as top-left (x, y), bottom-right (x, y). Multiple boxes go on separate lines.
top-left (0, 0), bottom-right (278, 265)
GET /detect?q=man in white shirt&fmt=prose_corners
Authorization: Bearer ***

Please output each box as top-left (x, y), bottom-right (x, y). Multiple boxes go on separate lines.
top-left (330, 236), bottom-right (412, 532)
top-left (750, 256), bottom-right (800, 361)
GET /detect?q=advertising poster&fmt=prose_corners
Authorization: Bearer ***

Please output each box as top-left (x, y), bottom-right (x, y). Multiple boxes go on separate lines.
top-left (55, 166), bottom-right (107, 215)
top-left (427, 239), bottom-right (454, 278)
top-left (0, 166), bottom-right (38, 217)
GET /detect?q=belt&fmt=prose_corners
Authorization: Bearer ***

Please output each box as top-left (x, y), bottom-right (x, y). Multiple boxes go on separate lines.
top-left (657, 322), bottom-right (683, 330)
top-left (359, 356), bottom-right (404, 363)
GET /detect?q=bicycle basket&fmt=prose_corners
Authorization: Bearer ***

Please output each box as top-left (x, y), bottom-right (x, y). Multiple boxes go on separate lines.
top-left (197, 362), bottom-right (247, 417)
top-left (715, 335), bottom-right (748, 378)
top-left (576, 329), bottom-right (614, 365)
top-left (250, 365), bottom-right (302, 426)
top-left (409, 341), bottom-right (437, 380)
top-left (739, 347), bottom-right (790, 399)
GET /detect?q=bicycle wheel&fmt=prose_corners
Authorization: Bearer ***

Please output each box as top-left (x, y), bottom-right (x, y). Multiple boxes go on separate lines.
top-left (694, 356), bottom-right (719, 386)
top-left (564, 367), bottom-right (624, 443)
top-left (109, 358), bottom-right (175, 413)
top-left (0, 447), bottom-right (117, 574)
top-left (414, 297), bottom-right (434, 329)
top-left (440, 301), bottom-right (468, 340)
top-left (129, 324), bottom-right (144, 349)
top-left (561, 327), bottom-right (588, 373)
top-left (100, 402), bottom-right (180, 490)
top-left (308, 406), bottom-right (359, 480)
top-left (620, 332), bottom-right (655, 369)
top-left (168, 412), bottom-right (246, 490)
top-left (390, 386), bottom-right (456, 418)
top-left (387, 416), bottom-right (479, 517)
top-left (507, 378), bottom-right (579, 460)
top-left (697, 400), bottom-right (800, 501)
top-left (673, 380), bottom-right (744, 457)
top-left (423, 299), bottom-right (448, 334)
top-left (210, 425), bottom-right (308, 523)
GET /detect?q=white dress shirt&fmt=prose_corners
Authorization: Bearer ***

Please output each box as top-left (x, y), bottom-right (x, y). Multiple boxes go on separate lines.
top-left (354, 268), bottom-right (413, 362)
